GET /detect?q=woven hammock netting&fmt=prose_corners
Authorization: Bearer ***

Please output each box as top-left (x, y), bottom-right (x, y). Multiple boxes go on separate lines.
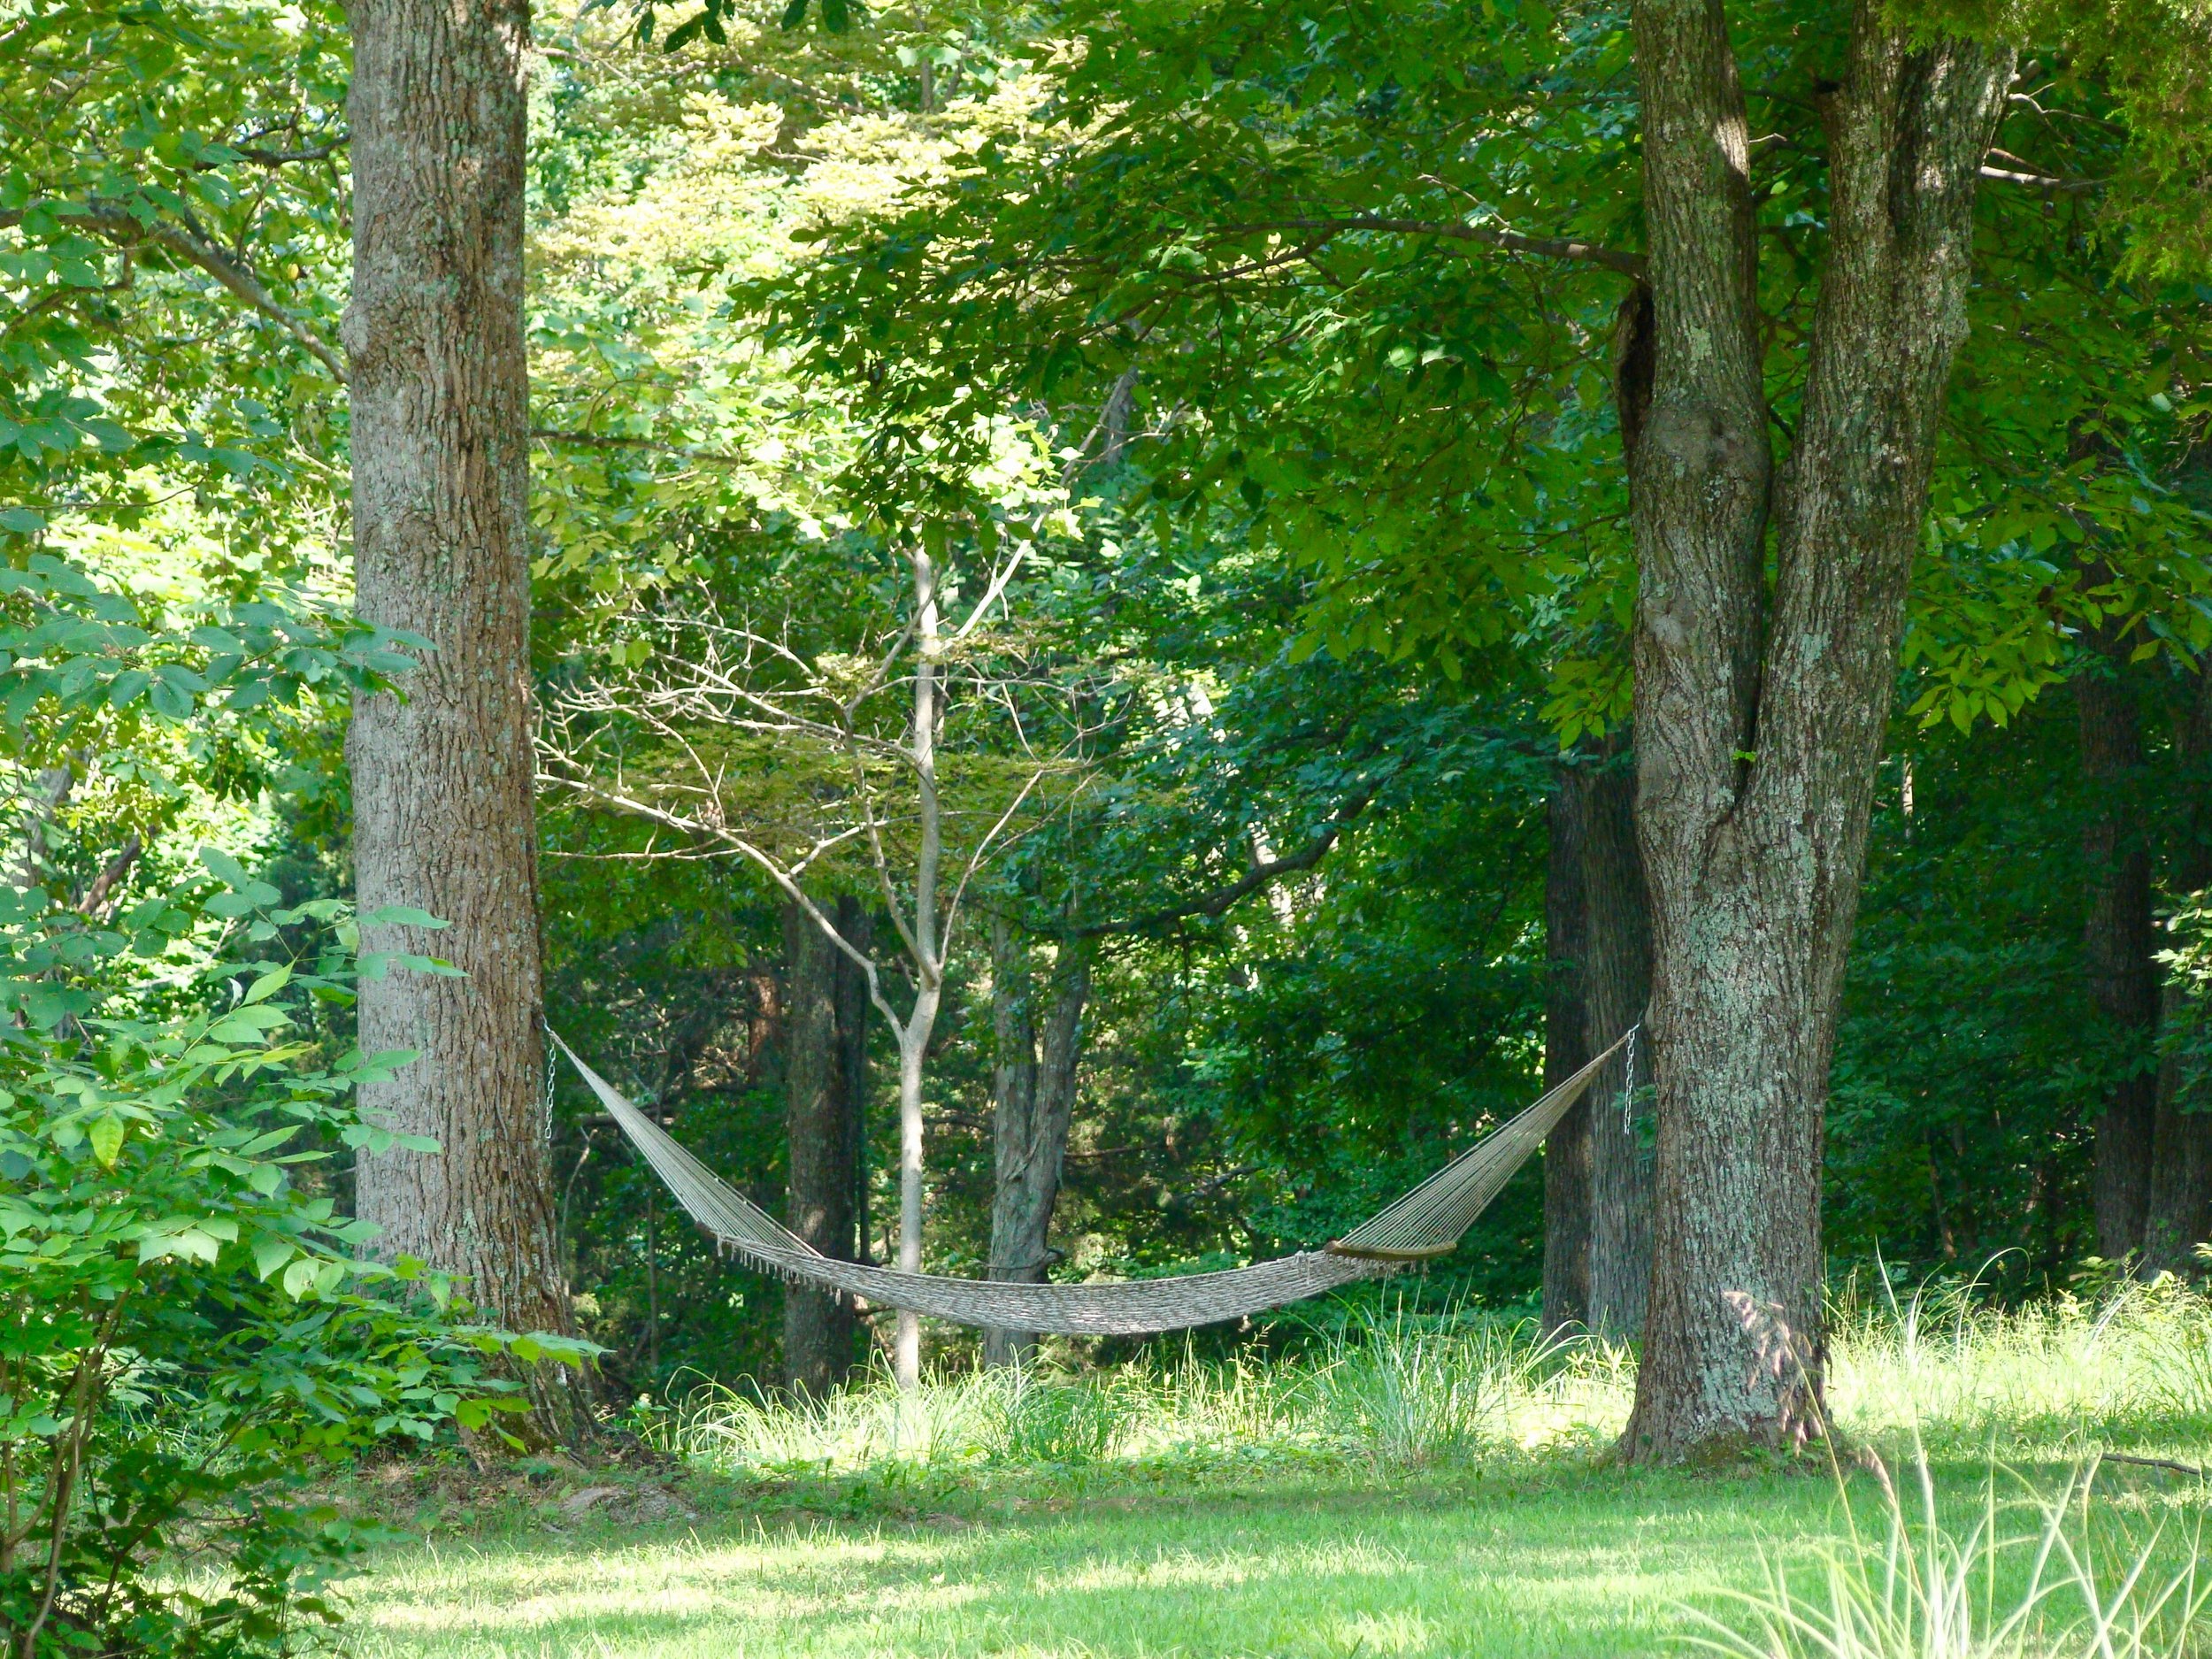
top-left (550, 1027), bottom-right (1632, 1337)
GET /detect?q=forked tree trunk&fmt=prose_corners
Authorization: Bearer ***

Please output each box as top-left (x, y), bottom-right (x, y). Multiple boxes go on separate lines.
top-left (2078, 662), bottom-right (2160, 1259)
top-left (344, 0), bottom-right (583, 1441)
top-left (1623, 0), bottom-right (2009, 1460)
top-left (984, 918), bottom-right (1091, 1367)
top-left (782, 900), bottom-right (869, 1395)
top-left (2145, 677), bottom-right (2212, 1273)
top-left (1540, 778), bottom-right (1593, 1334)
top-left (1581, 752), bottom-right (1653, 1338)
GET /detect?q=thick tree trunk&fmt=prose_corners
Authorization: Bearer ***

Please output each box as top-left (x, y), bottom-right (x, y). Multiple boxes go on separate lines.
top-left (984, 918), bottom-right (1090, 1367)
top-left (1541, 778), bottom-right (1593, 1335)
top-left (1624, 0), bottom-right (2008, 1461)
top-left (782, 901), bottom-right (866, 1395)
top-left (2145, 678), bottom-right (2212, 1272)
top-left (1581, 752), bottom-right (1653, 1338)
top-left (2079, 664), bottom-right (2160, 1260)
top-left (344, 0), bottom-right (583, 1440)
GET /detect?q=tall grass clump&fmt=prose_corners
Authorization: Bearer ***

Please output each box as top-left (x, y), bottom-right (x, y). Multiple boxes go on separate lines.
top-left (1301, 1309), bottom-right (1586, 1465)
top-left (1825, 1271), bottom-right (2212, 1455)
top-left (645, 1304), bottom-right (1636, 1479)
top-left (645, 1277), bottom-right (2212, 1487)
top-left (1688, 1453), bottom-right (2209, 1659)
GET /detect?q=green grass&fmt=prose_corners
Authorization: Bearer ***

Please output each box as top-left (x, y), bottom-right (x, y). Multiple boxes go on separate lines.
top-left (340, 1281), bottom-right (2212, 1659)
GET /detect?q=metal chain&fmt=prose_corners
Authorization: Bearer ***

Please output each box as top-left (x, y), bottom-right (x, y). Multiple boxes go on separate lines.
top-left (540, 1017), bottom-right (558, 1152)
top-left (1621, 1022), bottom-right (1640, 1136)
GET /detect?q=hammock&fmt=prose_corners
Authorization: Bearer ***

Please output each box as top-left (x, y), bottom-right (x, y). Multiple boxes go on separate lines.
top-left (550, 1027), bottom-right (1632, 1336)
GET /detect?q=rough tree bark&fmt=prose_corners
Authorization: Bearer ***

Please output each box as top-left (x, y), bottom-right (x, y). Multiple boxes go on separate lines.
top-left (984, 918), bottom-right (1091, 1367)
top-left (782, 899), bottom-right (870, 1395)
top-left (1623, 0), bottom-right (2010, 1460)
top-left (1540, 778), bottom-right (1593, 1335)
top-left (2078, 661), bottom-right (2160, 1260)
top-left (344, 0), bottom-right (583, 1440)
top-left (1581, 750), bottom-right (1654, 1338)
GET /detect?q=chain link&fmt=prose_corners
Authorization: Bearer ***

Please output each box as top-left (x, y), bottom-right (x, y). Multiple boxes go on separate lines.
top-left (540, 1016), bottom-right (558, 1151)
top-left (1621, 1022), bottom-right (1639, 1136)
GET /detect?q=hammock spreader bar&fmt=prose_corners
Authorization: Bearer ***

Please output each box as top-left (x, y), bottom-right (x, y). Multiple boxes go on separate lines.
top-left (549, 1027), bottom-right (1632, 1337)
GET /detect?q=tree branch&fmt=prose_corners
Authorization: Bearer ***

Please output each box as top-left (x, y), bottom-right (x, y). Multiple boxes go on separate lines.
top-left (529, 427), bottom-right (745, 466)
top-left (1075, 779), bottom-right (1381, 938)
top-left (1217, 217), bottom-right (1647, 280)
top-left (1977, 163), bottom-right (2100, 194)
top-left (0, 200), bottom-right (348, 382)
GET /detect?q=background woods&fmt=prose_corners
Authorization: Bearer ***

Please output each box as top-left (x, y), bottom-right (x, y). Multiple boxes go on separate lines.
top-left (3, 0), bottom-right (2211, 1532)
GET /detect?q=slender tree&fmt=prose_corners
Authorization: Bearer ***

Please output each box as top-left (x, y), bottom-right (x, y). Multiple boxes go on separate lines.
top-left (1621, 0), bottom-right (2011, 1457)
top-left (2146, 670), bottom-right (2212, 1272)
top-left (344, 0), bottom-right (583, 1437)
top-left (983, 918), bottom-right (1091, 1367)
top-left (1579, 750), bottom-right (1653, 1338)
top-left (540, 541), bottom-right (1071, 1388)
top-left (1543, 751), bottom-right (1652, 1338)
top-left (781, 898), bottom-right (871, 1394)
top-left (1540, 778), bottom-right (1593, 1334)
top-left (2077, 657), bottom-right (2160, 1257)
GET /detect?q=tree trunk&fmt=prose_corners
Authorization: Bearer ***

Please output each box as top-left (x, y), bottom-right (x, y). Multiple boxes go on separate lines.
top-left (1581, 751), bottom-right (1653, 1338)
top-left (782, 901), bottom-right (864, 1396)
top-left (984, 919), bottom-right (1091, 1367)
top-left (890, 549), bottom-right (946, 1392)
top-left (344, 0), bottom-right (583, 1441)
top-left (1623, 0), bottom-right (2009, 1461)
top-left (2145, 676), bottom-right (2212, 1272)
top-left (892, 1010), bottom-right (933, 1389)
top-left (834, 898), bottom-right (875, 1269)
top-left (1540, 774), bottom-right (1593, 1335)
top-left (2079, 663), bottom-right (2159, 1260)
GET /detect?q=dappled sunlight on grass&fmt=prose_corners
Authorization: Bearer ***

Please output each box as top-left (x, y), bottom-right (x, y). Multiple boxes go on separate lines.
top-left (349, 1470), bottom-right (1814, 1658)
top-left (346, 1288), bottom-right (2212, 1658)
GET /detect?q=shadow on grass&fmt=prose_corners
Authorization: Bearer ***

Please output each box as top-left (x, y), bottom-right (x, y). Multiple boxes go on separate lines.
top-left (349, 1462), bottom-right (1914, 1659)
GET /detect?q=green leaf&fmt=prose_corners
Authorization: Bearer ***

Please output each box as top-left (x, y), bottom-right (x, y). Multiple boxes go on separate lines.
top-left (199, 846), bottom-right (250, 887)
top-left (252, 1235), bottom-right (296, 1280)
top-left (88, 1111), bottom-right (125, 1167)
top-left (243, 964), bottom-right (293, 1004)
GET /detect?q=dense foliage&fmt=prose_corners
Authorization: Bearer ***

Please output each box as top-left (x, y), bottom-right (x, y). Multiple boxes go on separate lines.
top-left (5, 0), bottom-right (2212, 1493)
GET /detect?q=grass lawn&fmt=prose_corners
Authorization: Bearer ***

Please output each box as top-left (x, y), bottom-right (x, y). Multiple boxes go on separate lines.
top-left (342, 1456), bottom-right (2211, 1658)
top-left (342, 1286), bottom-right (2212, 1657)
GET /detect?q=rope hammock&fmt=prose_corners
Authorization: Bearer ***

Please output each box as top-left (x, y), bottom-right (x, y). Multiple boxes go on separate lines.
top-left (549, 1026), bottom-right (1633, 1337)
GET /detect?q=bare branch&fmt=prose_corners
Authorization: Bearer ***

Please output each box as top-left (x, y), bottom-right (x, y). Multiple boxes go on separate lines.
top-left (539, 768), bottom-right (907, 1033)
top-left (1977, 163), bottom-right (2100, 194)
top-left (1211, 216), bottom-right (1647, 280)
top-left (941, 768), bottom-right (1045, 951)
top-left (1074, 779), bottom-right (1382, 938)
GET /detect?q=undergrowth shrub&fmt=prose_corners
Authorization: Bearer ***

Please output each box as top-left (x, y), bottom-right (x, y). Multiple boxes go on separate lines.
top-left (0, 864), bottom-right (588, 1659)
